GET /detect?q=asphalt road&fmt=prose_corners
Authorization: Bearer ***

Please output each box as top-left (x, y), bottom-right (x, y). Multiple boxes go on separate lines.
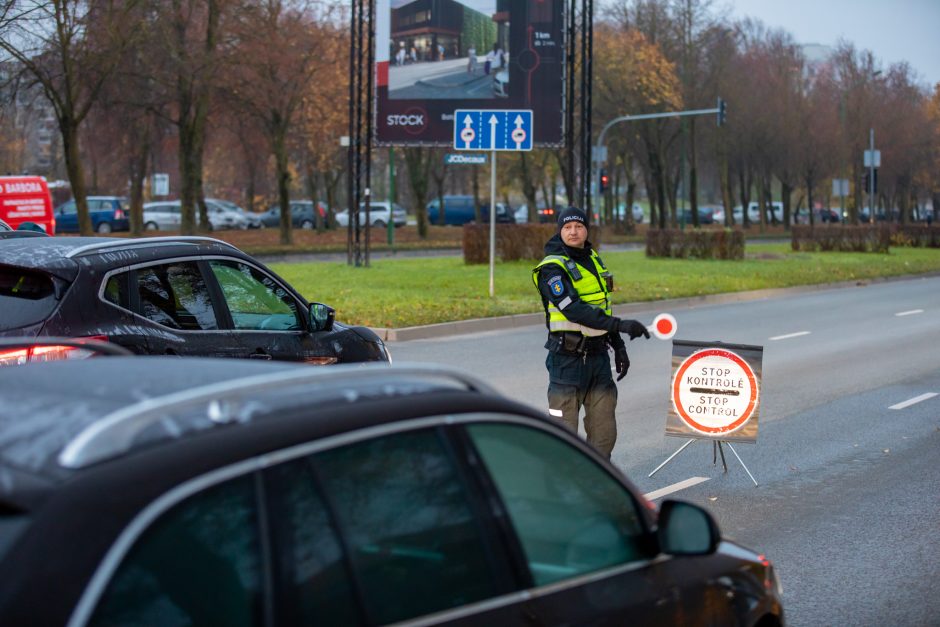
top-left (388, 275), bottom-right (940, 626)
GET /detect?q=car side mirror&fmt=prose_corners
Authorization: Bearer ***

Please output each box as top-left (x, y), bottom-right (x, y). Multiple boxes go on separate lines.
top-left (657, 500), bottom-right (720, 556)
top-left (308, 302), bottom-right (335, 333)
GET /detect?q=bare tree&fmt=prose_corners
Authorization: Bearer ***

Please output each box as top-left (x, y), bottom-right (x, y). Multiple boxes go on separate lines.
top-left (0, 0), bottom-right (141, 234)
top-left (225, 0), bottom-right (334, 244)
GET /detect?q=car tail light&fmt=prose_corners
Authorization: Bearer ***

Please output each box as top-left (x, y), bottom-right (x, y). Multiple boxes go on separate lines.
top-left (0, 335), bottom-right (109, 367)
top-left (114, 208), bottom-right (125, 219)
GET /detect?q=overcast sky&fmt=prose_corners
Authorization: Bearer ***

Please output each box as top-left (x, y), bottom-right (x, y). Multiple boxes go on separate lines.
top-left (726, 0), bottom-right (940, 88)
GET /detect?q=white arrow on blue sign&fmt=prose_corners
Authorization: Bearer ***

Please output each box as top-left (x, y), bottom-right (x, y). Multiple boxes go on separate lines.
top-left (453, 110), bottom-right (533, 152)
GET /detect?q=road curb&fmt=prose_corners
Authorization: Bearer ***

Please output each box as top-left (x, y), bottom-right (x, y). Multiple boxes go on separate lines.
top-left (369, 272), bottom-right (940, 342)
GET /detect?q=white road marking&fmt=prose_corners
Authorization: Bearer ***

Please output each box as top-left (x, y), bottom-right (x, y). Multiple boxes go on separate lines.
top-left (643, 476), bottom-right (710, 501)
top-left (895, 309), bottom-right (924, 317)
top-left (889, 392), bottom-right (938, 410)
top-left (769, 331), bottom-right (811, 341)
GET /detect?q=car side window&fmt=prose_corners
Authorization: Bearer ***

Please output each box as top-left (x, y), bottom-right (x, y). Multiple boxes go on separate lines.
top-left (467, 423), bottom-right (651, 586)
top-left (88, 476), bottom-right (264, 627)
top-left (60, 201), bottom-right (76, 214)
top-left (136, 262), bottom-right (218, 331)
top-left (208, 260), bottom-right (301, 331)
top-left (263, 458), bottom-right (361, 625)
top-left (103, 273), bottom-right (130, 309)
top-left (313, 429), bottom-right (504, 624)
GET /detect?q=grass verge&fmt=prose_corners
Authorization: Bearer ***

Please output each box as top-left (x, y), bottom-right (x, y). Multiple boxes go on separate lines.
top-left (270, 243), bottom-right (940, 329)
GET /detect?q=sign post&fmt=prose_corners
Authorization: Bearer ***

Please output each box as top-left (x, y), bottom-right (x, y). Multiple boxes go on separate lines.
top-left (864, 130), bottom-right (880, 223)
top-left (454, 109), bottom-right (533, 297)
top-left (650, 340), bottom-right (764, 486)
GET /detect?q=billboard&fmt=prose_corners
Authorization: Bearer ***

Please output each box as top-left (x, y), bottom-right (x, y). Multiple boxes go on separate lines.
top-left (375, 0), bottom-right (565, 146)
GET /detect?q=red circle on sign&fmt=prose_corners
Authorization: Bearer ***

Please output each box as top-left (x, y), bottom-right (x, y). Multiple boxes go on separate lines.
top-left (511, 128), bottom-right (526, 142)
top-left (656, 318), bottom-right (673, 335)
top-left (672, 349), bottom-right (758, 435)
top-left (460, 128), bottom-right (475, 142)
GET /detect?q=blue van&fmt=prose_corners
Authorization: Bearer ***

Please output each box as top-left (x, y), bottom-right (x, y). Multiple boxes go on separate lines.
top-left (55, 196), bottom-right (130, 233)
top-left (426, 196), bottom-right (514, 226)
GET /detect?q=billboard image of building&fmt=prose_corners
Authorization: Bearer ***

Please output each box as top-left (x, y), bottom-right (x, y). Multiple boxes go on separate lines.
top-left (375, 0), bottom-right (564, 146)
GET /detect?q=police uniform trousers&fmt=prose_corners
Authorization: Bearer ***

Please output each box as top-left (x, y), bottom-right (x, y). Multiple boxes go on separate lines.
top-left (545, 339), bottom-right (617, 458)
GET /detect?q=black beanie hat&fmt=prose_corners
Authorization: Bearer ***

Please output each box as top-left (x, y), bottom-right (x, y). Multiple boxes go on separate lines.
top-left (557, 206), bottom-right (588, 230)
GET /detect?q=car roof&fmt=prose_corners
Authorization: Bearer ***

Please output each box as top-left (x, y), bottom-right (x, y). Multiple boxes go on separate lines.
top-left (0, 358), bottom-right (527, 487)
top-left (0, 236), bottom-right (244, 280)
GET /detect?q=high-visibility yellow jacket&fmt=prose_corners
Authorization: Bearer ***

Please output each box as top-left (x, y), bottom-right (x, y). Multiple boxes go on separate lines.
top-left (532, 251), bottom-right (611, 337)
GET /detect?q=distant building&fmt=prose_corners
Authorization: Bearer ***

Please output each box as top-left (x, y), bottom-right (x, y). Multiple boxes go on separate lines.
top-left (801, 43), bottom-right (835, 82)
top-left (0, 61), bottom-right (62, 177)
top-left (390, 0), bottom-right (505, 62)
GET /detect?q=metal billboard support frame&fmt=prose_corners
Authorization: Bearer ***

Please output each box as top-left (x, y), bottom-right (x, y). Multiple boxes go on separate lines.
top-left (565, 0), bottom-right (593, 211)
top-left (648, 438), bottom-right (759, 487)
top-left (348, 0), bottom-right (375, 267)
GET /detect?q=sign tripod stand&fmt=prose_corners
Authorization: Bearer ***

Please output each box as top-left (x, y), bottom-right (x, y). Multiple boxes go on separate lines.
top-left (649, 438), bottom-right (758, 487)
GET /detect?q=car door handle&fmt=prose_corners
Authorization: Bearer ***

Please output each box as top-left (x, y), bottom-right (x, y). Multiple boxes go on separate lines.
top-left (249, 352), bottom-right (273, 360)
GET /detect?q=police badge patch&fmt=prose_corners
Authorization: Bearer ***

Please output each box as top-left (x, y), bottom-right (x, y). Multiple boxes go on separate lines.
top-left (548, 275), bottom-right (564, 296)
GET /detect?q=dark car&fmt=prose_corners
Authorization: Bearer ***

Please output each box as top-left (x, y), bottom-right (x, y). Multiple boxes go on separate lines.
top-left (681, 207), bottom-right (715, 225)
top-left (427, 195), bottom-right (515, 226)
top-left (54, 196), bottom-right (130, 234)
top-left (260, 200), bottom-right (328, 229)
top-left (0, 235), bottom-right (389, 363)
top-left (0, 217), bottom-right (50, 240)
top-left (0, 358), bottom-right (784, 626)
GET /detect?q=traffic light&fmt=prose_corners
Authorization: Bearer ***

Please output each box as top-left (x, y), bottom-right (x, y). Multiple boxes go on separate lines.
top-left (599, 168), bottom-right (609, 193)
top-left (717, 98), bottom-right (727, 127)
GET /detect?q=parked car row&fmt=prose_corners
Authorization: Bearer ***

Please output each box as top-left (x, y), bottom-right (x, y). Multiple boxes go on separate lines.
top-left (427, 195), bottom-right (515, 226)
top-left (143, 198), bottom-right (261, 231)
top-left (335, 201), bottom-right (408, 228)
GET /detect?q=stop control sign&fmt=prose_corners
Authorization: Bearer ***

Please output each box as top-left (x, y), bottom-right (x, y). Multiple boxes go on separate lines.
top-left (671, 348), bottom-right (759, 436)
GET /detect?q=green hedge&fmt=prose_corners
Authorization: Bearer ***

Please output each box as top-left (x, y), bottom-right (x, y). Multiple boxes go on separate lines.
top-left (645, 228), bottom-right (745, 259)
top-left (888, 225), bottom-right (940, 248)
top-left (462, 224), bottom-right (555, 264)
top-left (462, 223), bottom-right (645, 263)
top-left (791, 225), bottom-right (891, 253)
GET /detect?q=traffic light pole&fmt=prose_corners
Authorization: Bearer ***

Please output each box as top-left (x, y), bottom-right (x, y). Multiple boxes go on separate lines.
top-left (596, 104), bottom-right (725, 154)
top-left (594, 101), bottom-right (725, 224)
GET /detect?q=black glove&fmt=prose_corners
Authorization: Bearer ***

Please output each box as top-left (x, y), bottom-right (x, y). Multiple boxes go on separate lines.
top-left (618, 319), bottom-right (650, 340)
top-left (615, 346), bottom-right (630, 381)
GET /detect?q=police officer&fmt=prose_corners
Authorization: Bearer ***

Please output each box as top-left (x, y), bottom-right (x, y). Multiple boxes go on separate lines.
top-left (532, 206), bottom-right (649, 458)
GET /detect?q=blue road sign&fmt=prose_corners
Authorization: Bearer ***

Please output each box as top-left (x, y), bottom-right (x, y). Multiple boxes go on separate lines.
top-left (454, 110), bottom-right (533, 152)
